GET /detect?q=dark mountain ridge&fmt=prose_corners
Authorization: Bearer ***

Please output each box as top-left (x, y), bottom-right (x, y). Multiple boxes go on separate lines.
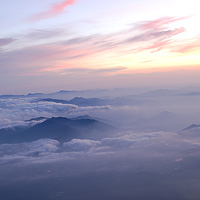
top-left (0, 117), bottom-right (115, 144)
top-left (36, 97), bottom-right (107, 106)
top-left (178, 123), bottom-right (200, 137)
top-left (182, 124), bottom-right (200, 131)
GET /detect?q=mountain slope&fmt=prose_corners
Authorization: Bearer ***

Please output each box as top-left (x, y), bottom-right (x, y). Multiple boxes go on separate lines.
top-left (182, 124), bottom-right (200, 131)
top-left (178, 124), bottom-right (200, 137)
top-left (0, 117), bottom-right (115, 144)
top-left (36, 97), bottom-right (107, 106)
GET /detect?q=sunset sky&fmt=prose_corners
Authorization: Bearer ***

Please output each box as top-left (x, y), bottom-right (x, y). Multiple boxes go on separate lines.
top-left (1, 0), bottom-right (200, 94)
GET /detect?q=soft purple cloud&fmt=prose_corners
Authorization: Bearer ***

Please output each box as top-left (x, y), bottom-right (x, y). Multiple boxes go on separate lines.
top-left (64, 36), bottom-right (97, 45)
top-left (127, 27), bottom-right (185, 43)
top-left (93, 67), bottom-right (127, 73)
top-left (31, 0), bottom-right (77, 21)
top-left (0, 38), bottom-right (16, 47)
top-left (60, 66), bottom-right (127, 74)
top-left (24, 29), bottom-right (67, 40)
top-left (0, 38), bottom-right (16, 52)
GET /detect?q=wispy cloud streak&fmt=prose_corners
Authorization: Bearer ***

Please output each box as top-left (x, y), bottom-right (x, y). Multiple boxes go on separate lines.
top-left (31, 0), bottom-right (76, 21)
top-left (0, 16), bottom-right (197, 77)
top-left (0, 38), bottom-right (16, 47)
top-left (139, 16), bottom-right (190, 31)
top-left (173, 36), bottom-right (200, 53)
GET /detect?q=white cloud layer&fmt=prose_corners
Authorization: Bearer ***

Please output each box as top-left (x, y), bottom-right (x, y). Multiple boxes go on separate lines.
top-left (0, 97), bottom-right (110, 128)
top-left (63, 139), bottom-right (101, 152)
top-left (0, 130), bottom-right (199, 166)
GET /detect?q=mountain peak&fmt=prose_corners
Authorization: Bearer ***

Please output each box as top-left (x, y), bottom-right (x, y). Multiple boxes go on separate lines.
top-left (0, 116), bottom-right (115, 144)
top-left (182, 124), bottom-right (200, 131)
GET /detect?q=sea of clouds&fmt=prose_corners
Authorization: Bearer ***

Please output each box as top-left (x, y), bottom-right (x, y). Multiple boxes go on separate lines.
top-left (0, 130), bottom-right (199, 167)
top-left (1, 97), bottom-right (200, 200)
top-left (0, 97), bottom-right (111, 128)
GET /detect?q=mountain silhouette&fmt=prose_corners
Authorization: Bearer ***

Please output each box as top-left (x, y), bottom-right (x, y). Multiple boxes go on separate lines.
top-left (0, 117), bottom-right (115, 144)
top-left (182, 124), bottom-right (200, 131)
top-left (36, 97), bottom-right (106, 106)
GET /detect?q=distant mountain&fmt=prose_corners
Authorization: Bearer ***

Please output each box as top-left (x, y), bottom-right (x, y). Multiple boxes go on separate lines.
top-left (2, 87), bottom-right (200, 100)
top-left (25, 117), bottom-right (48, 122)
top-left (35, 96), bottom-right (144, 107)
top-left (179, 92), bottom-right (200, 96)
top-left (141, 89), bottom-right (178, 96)
top-left (0, 94), bottom-right (25, 99)
top-left (131, 111), bottom-right (189, 132)
top-left (68, 97), bottom-right (106, 106)
top-left (149, 111), bottom-right (178, 121)
top-left (71, 115), bottom-right (94, 120)
top-left (56, 90), bottom-right (77, 94)
top-left (0, 117), bottom-right (115, 144)
top-left (0, 88), bottom-right (146, 100)
top-left (36, 97), bottom-right (107, 106)
top-left (0, 89), bottom-right (117, 99)
top-left (182, 124), bottom-right (200, 131)
top-left (27, 93), bottom-right (44, 97)
top-left (179, 124), bottom-right (200, 136)
top-left (35, 98), bottom-right (69, 104)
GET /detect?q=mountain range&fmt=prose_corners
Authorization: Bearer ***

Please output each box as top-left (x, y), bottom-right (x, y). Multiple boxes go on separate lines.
top-left (0, 116), bottom-right (115, 144)
top-left (36, 97), bottom-right (107, 106)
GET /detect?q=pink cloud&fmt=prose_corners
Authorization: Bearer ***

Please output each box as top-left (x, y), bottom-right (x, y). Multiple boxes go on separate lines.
top-left (173, 38), bottom-right (200, 53)
top-left (1, 15), bottom-right (196, 78)
top-left (124, 17), bottom-right (188, 53)
top-left (144, 40), bottom-right (171, 53)
top-left (0, 38), bottom-right (16, 52)
top-left (145, 27), bottom-right (185, 52)
top-left (139, 16), bottom-right (190, 30)
top-left (32, 0), bottom-right (76, 21)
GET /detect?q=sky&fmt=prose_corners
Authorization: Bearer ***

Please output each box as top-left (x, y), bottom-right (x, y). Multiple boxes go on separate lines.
top-left (1, 0), bottom-right (200, 94)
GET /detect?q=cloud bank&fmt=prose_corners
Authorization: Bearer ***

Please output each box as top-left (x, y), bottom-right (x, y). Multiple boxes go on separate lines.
top-left (0, 97), bottom-right (110, 128)
top-left (0, 130), bottom-right (199, 166)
